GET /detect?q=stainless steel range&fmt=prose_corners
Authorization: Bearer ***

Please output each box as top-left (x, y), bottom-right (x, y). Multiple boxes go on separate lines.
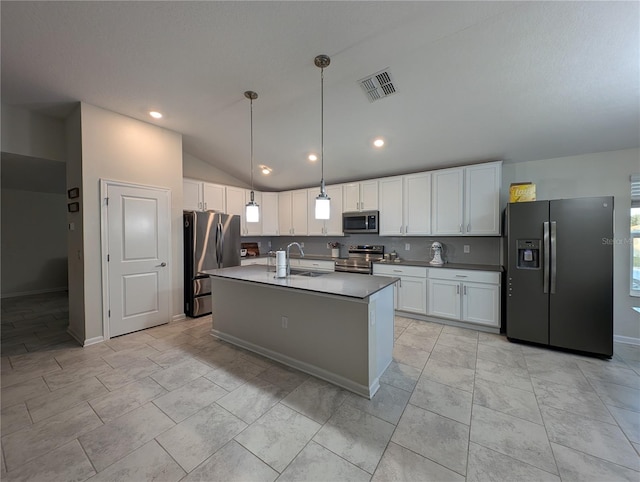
top-left (335, 245), bottom-right (384, 274)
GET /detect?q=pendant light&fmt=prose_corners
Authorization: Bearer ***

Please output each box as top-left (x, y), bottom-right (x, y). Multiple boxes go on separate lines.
top-left (244, 91), bottom-right (260, 223)
top-left (314, 54), bottom-right (331, 220)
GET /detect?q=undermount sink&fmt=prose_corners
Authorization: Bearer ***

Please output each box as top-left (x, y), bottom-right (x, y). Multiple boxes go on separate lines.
top-left (289, 269), bottom-right (327, 277)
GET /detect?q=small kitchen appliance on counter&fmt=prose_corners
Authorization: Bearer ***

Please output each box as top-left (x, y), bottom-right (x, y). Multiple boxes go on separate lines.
top-left (335, 245), bottom-right (384, 274)
top-left (429, 241), bottom-right (445, 265)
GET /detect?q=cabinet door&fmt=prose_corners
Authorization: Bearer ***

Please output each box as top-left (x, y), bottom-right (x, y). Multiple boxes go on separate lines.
top-left (291, 189), bottom-right (308, 235)
top-left (278, 192), bottom-right (293, 235)
top-left (226, 186), bottom-right (245, 218)
top-left (397, 277), bottom-right (427, 315)
top-left (432, 168), bottom-right (463, 235)
top-left (306, 189), bottom-right (326, 235)
top-left (202, 182), bottom-right (226, 212)
top-left (324, 185), bottom-right (344, 235)
top-left (464, 162), bottom-right (501, 236)
top-left (244, 190), bottom-right (263, 236)
top-left (462, 282), bottom-right (500, 327)
top-left (183, 179), bottom-right (202, 211)
top-left (427, 279), bottom-right (460, 320)
top-left (343, 183), bottom-right (360, 212)
top-left (261, 192), bottom-right (279, 235)
top-left (403, 172), bottom-right (431, 235)
top-left (379, 176), bottom-right (403, 236)
top-left (360, 180), bottom-right (379, 211)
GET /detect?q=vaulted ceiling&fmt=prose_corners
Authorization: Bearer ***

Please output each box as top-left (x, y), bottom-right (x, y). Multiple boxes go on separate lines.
top-left (2, 1), bottom-right (638, 190)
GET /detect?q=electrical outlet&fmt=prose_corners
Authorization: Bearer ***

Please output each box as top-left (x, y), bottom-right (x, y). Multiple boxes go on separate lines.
top-left (281, 316), bottom-right (288, 328)
top-left (326, 242), bottom-right (331, 249)
top-left (257, 241), bottom-right (261, 247)
top-left (464, 245), bottom-right (470, 253)
top-left (405, 243), bottom-right (410, 251)
top-left (300, 242), bottom-right (305, 248)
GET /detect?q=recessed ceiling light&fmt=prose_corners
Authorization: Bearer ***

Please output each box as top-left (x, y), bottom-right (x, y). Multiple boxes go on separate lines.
top-left (149, 111), bottom-right (163, 119)
top-left (373, 138), bottom-right (385, 148)
top-left (308, 154), bottom-right (318, 162)
top-left (259, 165), bottom-right (272, 175)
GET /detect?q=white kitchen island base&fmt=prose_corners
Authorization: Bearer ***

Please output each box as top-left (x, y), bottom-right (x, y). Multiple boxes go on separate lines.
top-left (207, 268), bottom-right (396, 399)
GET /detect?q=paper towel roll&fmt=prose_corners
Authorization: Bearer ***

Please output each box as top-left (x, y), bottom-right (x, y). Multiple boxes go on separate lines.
top-left (276, 250), bottom-right (287, 278)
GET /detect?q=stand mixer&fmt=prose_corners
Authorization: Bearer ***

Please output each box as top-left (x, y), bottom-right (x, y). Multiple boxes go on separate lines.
top-left (429, 241), bottom-right (445, 266)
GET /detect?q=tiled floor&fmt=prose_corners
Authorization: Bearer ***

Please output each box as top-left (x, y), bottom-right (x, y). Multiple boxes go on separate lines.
top-left (2, 292), bottom-right (639, 481)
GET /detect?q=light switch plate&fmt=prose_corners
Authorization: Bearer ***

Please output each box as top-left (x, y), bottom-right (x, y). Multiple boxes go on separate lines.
top-left (464, 245), bottom-right (470, 253)
top-left (405, 243), bottom-right (410, 251)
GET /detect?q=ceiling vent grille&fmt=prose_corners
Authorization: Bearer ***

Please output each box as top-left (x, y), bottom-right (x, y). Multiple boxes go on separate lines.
top-left (359, 69), bottom-right (397, 103)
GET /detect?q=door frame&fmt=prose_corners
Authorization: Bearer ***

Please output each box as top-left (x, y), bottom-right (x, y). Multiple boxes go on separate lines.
top-left (99, 179), bottom-right (172, 340)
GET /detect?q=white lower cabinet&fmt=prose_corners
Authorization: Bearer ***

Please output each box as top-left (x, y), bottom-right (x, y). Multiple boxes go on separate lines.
top-left (373, 264), bottom-right (427, 315)
top-left (241, 257), bottom-right (269, 266)
top-left (291, 258), bottom-right (335, 272)
top-left (427, 269), bottom-right (500, 328)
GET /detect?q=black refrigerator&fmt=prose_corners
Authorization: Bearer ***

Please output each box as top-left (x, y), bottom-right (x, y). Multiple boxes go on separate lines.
top-left (184, 211), bottom-right (241, 317)
top-left (506, 197), bottom-right (614, 357)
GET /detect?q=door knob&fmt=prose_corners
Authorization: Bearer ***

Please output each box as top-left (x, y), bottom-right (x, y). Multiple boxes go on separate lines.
top-left (158, 262), bottom-right (167, 267)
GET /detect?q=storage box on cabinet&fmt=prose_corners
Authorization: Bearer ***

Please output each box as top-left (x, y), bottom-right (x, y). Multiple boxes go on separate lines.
top-left (427, 269), bottom-right (500, 327)
top-left (373, 264), bottom-right (428, 315)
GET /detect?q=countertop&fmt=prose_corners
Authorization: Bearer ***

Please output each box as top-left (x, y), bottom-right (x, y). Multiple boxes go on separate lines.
top-left (203, 265), bottom-right (399, 299)
top-left (373, 260), bottom-right (504, 272)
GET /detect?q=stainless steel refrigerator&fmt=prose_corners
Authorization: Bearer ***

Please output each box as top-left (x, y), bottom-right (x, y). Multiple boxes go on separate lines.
top-left (506, 197), bottom-right (613, 357)
top-left (184, 211), bottom-right (241, 317)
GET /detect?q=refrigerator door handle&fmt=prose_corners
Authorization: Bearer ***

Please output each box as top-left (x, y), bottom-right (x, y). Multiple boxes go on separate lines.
top-left (550, 221), bottom-right (557, 294)
top-left (218, 221), bottom-right (225, 268)
top-left (215, 221), bottom-right (222, 269)
top-left (543, 221), bottom-right (550, 294)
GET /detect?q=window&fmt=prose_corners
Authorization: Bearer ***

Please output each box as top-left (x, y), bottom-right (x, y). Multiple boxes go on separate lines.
top-left (631, 175), bottom-right (640, 297)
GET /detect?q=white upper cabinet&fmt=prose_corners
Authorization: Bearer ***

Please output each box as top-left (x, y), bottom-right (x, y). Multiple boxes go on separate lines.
top-left (261, 192), bottom-right (279, 236)
top-left (202, 182), bottom-right (226, 212)
top-left (464, 162), bottom-right (501, 235)
top-left (279, 189), bottom-right (308, 236)
top-left (307, 185), bottom-right (343, 236)
top-left (343, 180), bottom-right (378, 212)
top-left (225, 186), bottom-right (245, 218)
top-left (432, 168), bottom-right (464, 235)
top-left (183, 178), bottom-right (203, 211)
top-left (278, 191), bottom-right (293, 236)
top-left (379, 173), bottom-right (431, 236)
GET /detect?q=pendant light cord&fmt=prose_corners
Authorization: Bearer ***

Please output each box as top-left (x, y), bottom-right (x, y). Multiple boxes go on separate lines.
top-left (250, 96), bottom-right (254, 194)
top-left (320, 65), bottom-right (325, 193)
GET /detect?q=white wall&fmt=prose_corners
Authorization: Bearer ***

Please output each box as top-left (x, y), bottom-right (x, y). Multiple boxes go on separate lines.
top-left (1, 104), bottom-right (66, 161)
top-left (183, 152), bottom-right (250, 188)
top-left (502, 148), bottom-right (640, 342)
top-left (69, 103), bottom-right (183, 342)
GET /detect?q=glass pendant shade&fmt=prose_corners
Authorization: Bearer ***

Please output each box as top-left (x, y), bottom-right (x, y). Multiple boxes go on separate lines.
top-left (315, 192), bottom-right (331, 220)
top-left (246, 199), bottom-right (260, 223)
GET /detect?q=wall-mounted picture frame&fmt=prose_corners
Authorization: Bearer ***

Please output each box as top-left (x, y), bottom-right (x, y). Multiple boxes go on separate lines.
top-left (68, 187), bottom-right (80, 199)
top-left (68, 202), bottom-right (80, 213)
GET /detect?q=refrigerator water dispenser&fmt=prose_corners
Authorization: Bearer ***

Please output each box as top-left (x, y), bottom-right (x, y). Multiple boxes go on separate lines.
top-left (517, 240), bottom-right (540, 269)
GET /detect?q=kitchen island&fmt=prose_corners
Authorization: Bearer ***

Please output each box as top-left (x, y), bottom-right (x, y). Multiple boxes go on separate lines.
top-left (203, 265), bottom-right (398, 398)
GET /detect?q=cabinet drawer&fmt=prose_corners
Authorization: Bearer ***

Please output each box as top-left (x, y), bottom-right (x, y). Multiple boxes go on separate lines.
top-left (373, 264), bottom-right (427, 278)
top-left (428, 268), bottom-right (499, 284)
top-left (297, 259), bottom-right (335, 272)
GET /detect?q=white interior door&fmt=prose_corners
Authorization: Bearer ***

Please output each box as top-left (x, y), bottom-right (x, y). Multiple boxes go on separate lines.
top-left (105, 182), bottom-right (171, 337)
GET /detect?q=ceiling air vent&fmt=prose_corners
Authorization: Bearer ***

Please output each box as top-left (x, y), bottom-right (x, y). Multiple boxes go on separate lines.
top-left (359, 69), bottom-right (397, 103)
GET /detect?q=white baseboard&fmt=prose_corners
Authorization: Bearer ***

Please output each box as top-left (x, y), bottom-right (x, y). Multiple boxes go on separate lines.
top-left (614, 335), bottom-right (640, 346)
top-left (67, 327), bottom-right (104, 347)
top-left (172, 313), bottom-right (186, 322)
top-left (1, 287), bottom-right (67, 299)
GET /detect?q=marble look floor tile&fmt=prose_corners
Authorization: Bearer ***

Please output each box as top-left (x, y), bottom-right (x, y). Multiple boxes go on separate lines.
top-left (89, 440), bottom-right (185, 482)
top-left (532, 377), bottom-right (615, 424)
top-left (153, 376), bottom-right (227, 422)
top-left (205, 360), bottom-right (265, 392)
top-left (257, 363), bottom-right (309, 393)
top-left (541, 405), bottom-right (639, 471)
top-left (2, 402), bottom-right (102, 470)
top-left (147, 347), bottom-right (198, 369)
top-left (97, 358), bottom-right (162, 390)
top-left (89, 377), bottom-right (167, 423)
top-left (467, 442), bottom-right (560, 482)
top-left (551, 442), bottom-right (640, 482)
top-left (156, 403), bottom-right (247, 472)
top-left (590, 380), bottom-right (640, 412)
top-left (196, 344), bottom-right (241, 367)
top-left (477, 331), bottom-right (517, 348)
top-left (1, 376), bottom-right (50, 409)
top-left (0, 403), bottom-right (31, 436)
top-left (608, 405), bottom-right (640, 444)
top-left (314, 403), bottom-right (395, 474)
top-left (372, 441), bottom-right (464, 482)
top-left (79, 402), bottom-right (174, 472)
top-left (577, 359), bottom-right (640, 390)
top-left (392, 342), bottom-right (430, 370)
top-left (430, 342), bottom-right (477, 369)
top-left (615, 344), bottom-right (640, 362)
top-left (395, 331), bottom-right (437, 353)
top-left (216, 377), bottom-right (288, 424)
top-left (442, 324), bottom-right (480, 339)
top-left (279, 440), bottom-right (370, 482)
top-left (281, 377), bottom-right (348, 424)
top-left (527, 366), bottom-right (592, 392)
top-left (1, 357), bottom-right (61, 388)
top-left (477, 343), bottom-right (527, 369)
top-left (404, 320), bottom-right (443, 337)
top-left (146, 333), bottom-right (196, 352)
top-left (473, 378), bottom-right (542, 425)
top-left (475, 358), bottom-right (533, 392)
top-left (422, 358), bottom-right (475, 392)
top-left (235, 403), bottom-right (320, 472)
top-left (344, 382), bottom-right (410, 425)
top-left (105, 332), bottom-right (159, 352)
top-left (380, 360), bottom-right (421, 392)
top-left (237, 350), bottom-right (274, 369)
top-left (470, 404), bottom-right (557, 474)
top-left (100, 344), bottom-right (161, 369)
top-left (1, 439), bottom-right (95, 482)
top-left (410, 377), bottom-right (473, 425)
top-left (182, 440), bottom-right (277, 482)
top-left (392, 403), bottom-right (469, 475)
top-left (394, 316), bottom-right (413, 329)
top-left (27, 376), bottom-right (108, 422)
top-left (52, 343), bottom-right (116, 368)
top-left (150, 358), bottom-right (214, 391)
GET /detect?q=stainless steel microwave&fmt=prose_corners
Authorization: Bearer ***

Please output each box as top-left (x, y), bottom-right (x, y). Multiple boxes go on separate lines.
top-left (342, 211), bottom-right (379, 234)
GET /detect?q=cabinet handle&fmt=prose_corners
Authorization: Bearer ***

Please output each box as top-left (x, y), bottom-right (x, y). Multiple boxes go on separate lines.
top-left (459, 224), bottom-right (462, 233)
top-left (456, 285), bottom-right (460, 294)
top-left (455, 275), bottom-right (467, 278)
top-left (467, 224), bottom-right (471, 232)
top-left (464, 285), bottom-right (467, 295)
top-left (204, 202), bottom-right (207, 210)
top-left (393, 270), bottom-right (402, 273)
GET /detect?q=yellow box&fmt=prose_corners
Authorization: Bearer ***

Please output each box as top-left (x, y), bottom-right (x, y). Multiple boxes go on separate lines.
top-left (510, 182), bottom-right (536, 202)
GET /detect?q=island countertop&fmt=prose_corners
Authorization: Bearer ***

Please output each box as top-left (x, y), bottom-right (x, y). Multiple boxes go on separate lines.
top-left (203, 265), bottom-right (398, 300)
